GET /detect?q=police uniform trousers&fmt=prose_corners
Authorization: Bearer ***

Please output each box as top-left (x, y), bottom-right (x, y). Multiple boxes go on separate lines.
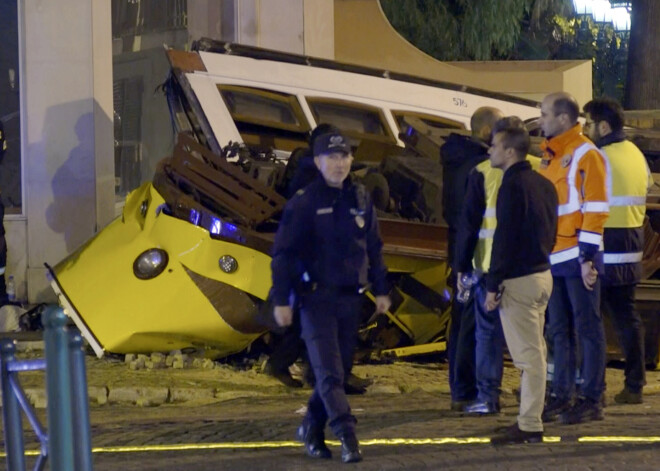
top-left (473, 279), bottom-right (505, 407)
top-left (499, 270), bottom-right (552, 432)
top-left (300, 291), bottom-right (362, 437)
top-left (547, 276), bottom-right (606, 403)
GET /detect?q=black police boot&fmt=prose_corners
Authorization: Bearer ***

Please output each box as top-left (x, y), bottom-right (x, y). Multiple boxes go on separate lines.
top-left (296, 423), bottom-right (331, 459)
top-left (344, 373), bottom-right (372, 395)
top-left (340, 432), bottom-right (362, 463)
top-left (262, 361), bottom-right (303, 388)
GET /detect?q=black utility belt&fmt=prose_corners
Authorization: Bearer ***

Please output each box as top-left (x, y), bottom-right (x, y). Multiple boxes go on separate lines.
top-left (302, 283), bottom-right (369, 296)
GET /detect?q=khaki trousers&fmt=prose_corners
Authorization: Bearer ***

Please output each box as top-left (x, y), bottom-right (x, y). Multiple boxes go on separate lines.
top-left (500, 270), bottom-right (553, 432)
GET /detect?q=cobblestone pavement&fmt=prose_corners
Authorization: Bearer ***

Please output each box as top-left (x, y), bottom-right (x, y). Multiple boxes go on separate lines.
top-left (4, 359), bottom-right (660, 470)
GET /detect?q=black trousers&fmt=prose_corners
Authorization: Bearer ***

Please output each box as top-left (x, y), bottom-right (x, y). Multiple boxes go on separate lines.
top-left (267, 307), bottom-right (305, 372)
top-left (601, 283), bottom-right (646, 393)
top-left (447, 296), bottom-right (477, 402)
top-left (300, 292), bottom-right (362, 438)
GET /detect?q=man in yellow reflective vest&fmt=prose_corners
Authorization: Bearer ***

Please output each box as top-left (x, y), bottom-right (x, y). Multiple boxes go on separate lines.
top-left (444, 106), bottom-right (503, 410)
top-left (583, 97), bottom-right (653, 404)
top-left (455, 116), bottom-right (541, 415)
top-left (538, 92), bottom-right (609, 425)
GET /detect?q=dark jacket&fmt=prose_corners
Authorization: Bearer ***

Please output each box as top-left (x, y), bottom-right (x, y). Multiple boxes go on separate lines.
top-left (454, 168), bottom-right (486, 274)
top-left (486, 160), bottom-right (558, 292)
top-left (271, 175), bottom-right (389, 306)
top-left (286, 149), bottom-right (319, 198)
top-left (440, 133), bottom-right (489, 267)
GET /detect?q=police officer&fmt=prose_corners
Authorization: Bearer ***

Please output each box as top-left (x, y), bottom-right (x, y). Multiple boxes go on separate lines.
top-left (271, 130), bottom-right (391, 463)
top-left (0, 120), bottom-right (7, 305)
top-left (583, 98), bottom-right (653, 404)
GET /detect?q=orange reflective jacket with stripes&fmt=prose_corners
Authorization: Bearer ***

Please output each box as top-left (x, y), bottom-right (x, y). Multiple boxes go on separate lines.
top-left (539, 123), bottom-right (610, 276)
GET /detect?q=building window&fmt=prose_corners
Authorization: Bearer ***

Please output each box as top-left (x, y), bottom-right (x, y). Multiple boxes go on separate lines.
top-left (112, 0), bottom-right (188, 201)
top-left (113, 77), bottom-right (144, 197)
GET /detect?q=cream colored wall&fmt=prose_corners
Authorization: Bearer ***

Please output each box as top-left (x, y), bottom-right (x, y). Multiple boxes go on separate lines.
top-left (21, 0), bottom-right (114, 303)
top-left (448, 60), bottom-right (593, 106)
top-left (303, 0), bottom-right (334, 59)
top-left (187, 0), bottom-right (332, 58)
top-left (334, 0), bottom-right (466, 82)
top-left (559, 61), bottom-right (594, 109)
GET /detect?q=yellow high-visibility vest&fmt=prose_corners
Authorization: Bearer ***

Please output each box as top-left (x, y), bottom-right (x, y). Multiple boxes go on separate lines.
top-left (473, 155), bottom-right (540, 272)
top-left (603, 140), bottom-right (651, 229)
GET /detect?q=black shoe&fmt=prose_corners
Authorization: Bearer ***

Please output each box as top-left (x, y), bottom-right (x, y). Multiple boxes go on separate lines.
top-left (450, 399), bottom-right (472, 411)
top-left (491, 423), bottom-right (543, 446)
top-left (344, 373), bottom-right (372, 394)
top-left (263, 362), bottom-right (303, 388)
top-left (340, 433), bottom-right (363, 463)
top-left (296, 423), bottom-right (332, 459)
top-left (560, 397), bottom-right (604, 425)
top-left (614, 387), bottom-right (643, 404)
top-left (542, 396), bottom-right (571, 423)
top-left (463, 400), bottom-right (500, 415)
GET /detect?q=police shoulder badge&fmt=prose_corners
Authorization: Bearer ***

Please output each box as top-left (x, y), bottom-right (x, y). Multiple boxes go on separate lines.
top-left (355, 215), bottom-right (365, 229)
top-left (560, 154), bottom-right (572, 168)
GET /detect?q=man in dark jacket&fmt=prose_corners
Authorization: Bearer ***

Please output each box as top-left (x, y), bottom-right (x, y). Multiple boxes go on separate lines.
top-left (485, 117), bottom-right (558, 445)
top-left (441, 107), bottom-right (503, 410)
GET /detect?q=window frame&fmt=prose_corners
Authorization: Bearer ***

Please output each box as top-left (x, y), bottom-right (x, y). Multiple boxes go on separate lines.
top-left (217, 84), bottom-right (311, 134)
top-left (391, 110), bottom-right (466, 132)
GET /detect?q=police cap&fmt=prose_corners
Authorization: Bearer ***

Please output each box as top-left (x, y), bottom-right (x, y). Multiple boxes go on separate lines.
top-left (313, 131), bottom-right (350, 157)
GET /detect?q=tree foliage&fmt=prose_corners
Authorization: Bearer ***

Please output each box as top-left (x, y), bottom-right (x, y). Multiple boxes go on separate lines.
top-left (380, 0), bottom-right (635, 103)
top-left (380, 0), bottom-right (574, 61)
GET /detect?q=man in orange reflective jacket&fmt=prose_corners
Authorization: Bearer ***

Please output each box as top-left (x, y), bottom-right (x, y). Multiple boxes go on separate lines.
top-left (537, 92), bottom-right (609, 425)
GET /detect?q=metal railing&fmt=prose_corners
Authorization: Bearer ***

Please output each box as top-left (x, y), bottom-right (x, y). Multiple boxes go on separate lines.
top-left (1, 305), bottom-right (92, 471)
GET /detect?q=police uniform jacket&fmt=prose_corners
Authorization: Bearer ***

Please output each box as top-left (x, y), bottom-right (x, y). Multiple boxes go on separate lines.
top-left (539, 123), bottom-right (610, 277)
top-left (599, 130), bottom-right (652, 286)
top-left (271, 175), bottom-right (389, 307)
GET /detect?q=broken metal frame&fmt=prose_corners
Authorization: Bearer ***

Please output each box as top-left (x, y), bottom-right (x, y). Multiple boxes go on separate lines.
top-left (168, 133), bottom-right (286, 228)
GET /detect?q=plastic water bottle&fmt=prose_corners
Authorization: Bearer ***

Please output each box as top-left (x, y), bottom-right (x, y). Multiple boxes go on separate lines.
top-left (6, 275), bottom-right (16, 303)
top-left (456, 272), bottom-right (478, 303)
